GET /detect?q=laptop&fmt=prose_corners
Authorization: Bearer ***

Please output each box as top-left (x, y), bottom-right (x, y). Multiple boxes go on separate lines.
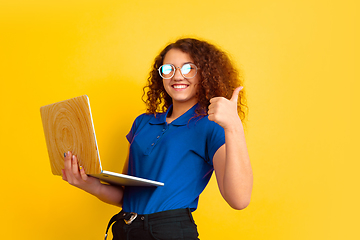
top-left (40, 95), bottom-right (164, 187)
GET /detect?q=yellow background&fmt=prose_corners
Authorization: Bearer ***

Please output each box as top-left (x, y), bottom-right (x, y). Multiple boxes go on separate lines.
top-left (0, 0), bottom-right (358, 239)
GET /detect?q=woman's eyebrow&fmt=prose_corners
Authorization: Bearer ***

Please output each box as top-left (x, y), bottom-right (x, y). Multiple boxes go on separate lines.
top-left (163, 61), bottom-right (194, 65)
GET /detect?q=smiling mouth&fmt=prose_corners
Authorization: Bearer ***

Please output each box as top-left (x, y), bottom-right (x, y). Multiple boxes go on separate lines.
top-left (172, 84), bottom-right (188, 89)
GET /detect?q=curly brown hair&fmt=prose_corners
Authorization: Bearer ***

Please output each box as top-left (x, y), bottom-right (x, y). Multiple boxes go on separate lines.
top-left (143, 38), bottom-right (247, 121)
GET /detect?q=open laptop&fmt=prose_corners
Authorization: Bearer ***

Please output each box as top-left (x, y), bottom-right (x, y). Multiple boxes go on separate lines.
top-left (40, 95), bottom-right (164, 187)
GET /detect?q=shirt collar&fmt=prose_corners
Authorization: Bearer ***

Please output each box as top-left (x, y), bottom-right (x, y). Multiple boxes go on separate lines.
top-left (149, 103), bottom-right (199, 126)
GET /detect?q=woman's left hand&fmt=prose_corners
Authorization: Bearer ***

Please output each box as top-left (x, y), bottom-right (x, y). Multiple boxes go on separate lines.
top-left (208, 86), bottom-right (243, 130)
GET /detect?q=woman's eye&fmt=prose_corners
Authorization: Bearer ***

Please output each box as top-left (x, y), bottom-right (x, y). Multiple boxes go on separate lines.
top-left (182, 64), bottom-right (191, 74)
top-left (162, 65), bottom-right (173, 74)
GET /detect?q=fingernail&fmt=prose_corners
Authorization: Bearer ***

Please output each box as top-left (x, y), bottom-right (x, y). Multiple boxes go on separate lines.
top-left (239, 86), bottom-right (244, 91)
top-left (68, 151), bottom-right (71, 155)
top-left (64, 152), bottom-right (66, 157)
top-left (79, 166), bottom-right (83, 170)
top-left (72, 155), bottom-right (75, 160)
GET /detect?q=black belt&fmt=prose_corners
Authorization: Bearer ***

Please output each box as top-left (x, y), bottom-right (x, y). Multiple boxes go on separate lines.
top-left (104, 208), bottom-right (193, 240)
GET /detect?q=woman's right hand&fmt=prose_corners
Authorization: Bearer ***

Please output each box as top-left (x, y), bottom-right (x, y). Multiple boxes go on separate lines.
top-left (61, 151), bottom-right (124, 207)
top-left (62, 151), bottom-right (102, 195)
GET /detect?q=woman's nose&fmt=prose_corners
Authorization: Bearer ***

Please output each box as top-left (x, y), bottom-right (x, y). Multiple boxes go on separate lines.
top-left (173, 67), bottom-right (184, 79)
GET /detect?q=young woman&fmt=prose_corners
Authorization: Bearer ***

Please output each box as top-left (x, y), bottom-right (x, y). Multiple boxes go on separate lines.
top-left (62, 38), bottom-right (253, 240)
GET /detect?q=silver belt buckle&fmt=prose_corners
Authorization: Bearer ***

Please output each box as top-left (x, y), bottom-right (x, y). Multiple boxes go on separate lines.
top-left (124, 212), bottom-right (138, 225)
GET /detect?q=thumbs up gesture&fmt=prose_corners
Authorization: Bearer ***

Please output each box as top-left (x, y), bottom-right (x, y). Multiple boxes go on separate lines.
top-left (208, 86), bottom-right (243, 129)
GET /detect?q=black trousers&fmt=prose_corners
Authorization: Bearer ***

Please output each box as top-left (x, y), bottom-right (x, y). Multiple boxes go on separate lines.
top-left (106, 208), bottom-right (200, 240)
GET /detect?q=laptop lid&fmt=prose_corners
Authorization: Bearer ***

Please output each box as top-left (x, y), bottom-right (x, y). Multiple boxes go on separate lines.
top-left (40, 95), bottom-right (164, 187)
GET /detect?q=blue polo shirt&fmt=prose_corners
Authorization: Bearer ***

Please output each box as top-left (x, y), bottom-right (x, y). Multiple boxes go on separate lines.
top-left (122, 103), bottom-right (225, 214)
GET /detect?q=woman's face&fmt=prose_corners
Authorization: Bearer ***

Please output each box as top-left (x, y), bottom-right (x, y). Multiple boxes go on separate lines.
top-left (162, 48), bottom-right (200, 108)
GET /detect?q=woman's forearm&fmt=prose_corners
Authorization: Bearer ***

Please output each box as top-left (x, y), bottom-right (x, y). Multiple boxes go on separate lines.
top-left (93, 184), bottom-right (124, 207)
top-left (222, 122), bottom-right (253, 209)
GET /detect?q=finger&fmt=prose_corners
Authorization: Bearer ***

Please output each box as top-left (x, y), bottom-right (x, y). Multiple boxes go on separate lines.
top-left (64, 151), bottom-right (73, 170)
top-left (79, 166), bottom-right (88, 181)
top-left (61, 169), bottom-right (68, 181)
top-left (63, 151), bottom-right (74, 182)
top-left (209, 97), bottom-right (222, 103)
top-left (208, 102), bottom-right (216, 113)
top-left (230, 86), bottom-right (243, 103)
top-left (208, 113), bottom-right (214, 122)
top-left (64, 151), bottom-right (69, 169)
top-left (208, 112), bottom-right (218, 123)
top-left (71, 154), bottom-right (80, 175)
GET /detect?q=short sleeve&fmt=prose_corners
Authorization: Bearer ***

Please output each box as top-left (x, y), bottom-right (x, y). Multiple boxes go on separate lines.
top-left (206, 120), bottom-right (225, 165)
top-left (126, 114), bottom-right (147, 144)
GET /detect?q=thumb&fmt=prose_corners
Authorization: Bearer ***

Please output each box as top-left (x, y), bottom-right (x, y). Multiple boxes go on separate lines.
top-left (230, 86), bottom-right (243, 103)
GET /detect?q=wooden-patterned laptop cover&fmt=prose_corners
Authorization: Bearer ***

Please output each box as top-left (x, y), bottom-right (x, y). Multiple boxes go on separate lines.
top-left (40, 95), bottom-right (101, 176)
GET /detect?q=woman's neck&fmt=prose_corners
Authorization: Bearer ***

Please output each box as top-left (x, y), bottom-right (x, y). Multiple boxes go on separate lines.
top-left (166, 101), bottom-right (197, 124)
